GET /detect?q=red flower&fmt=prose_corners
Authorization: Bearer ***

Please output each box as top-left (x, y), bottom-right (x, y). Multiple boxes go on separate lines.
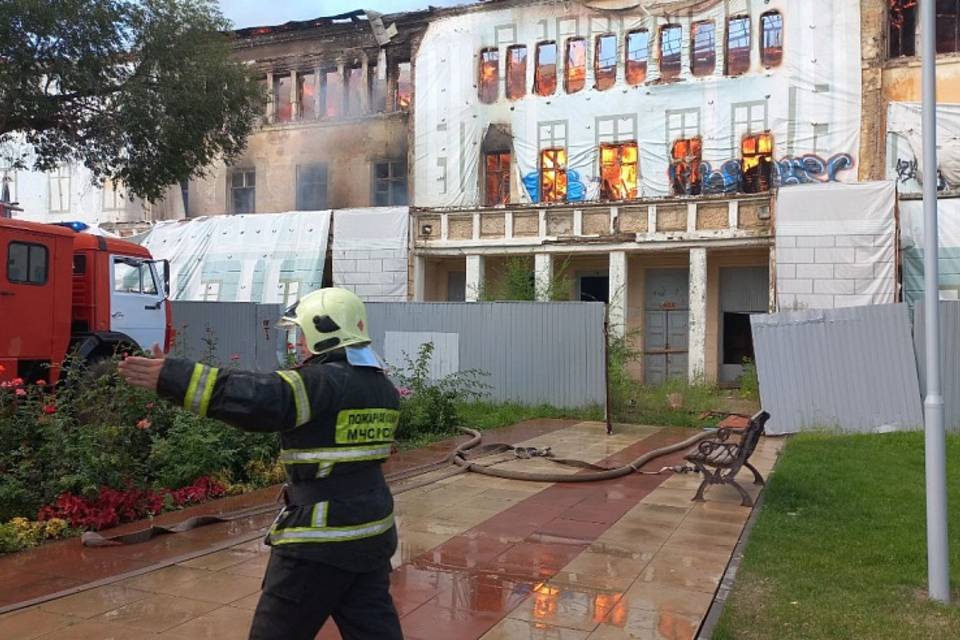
top-left (11, 377), bottom-right (24, 386)
top-left (41, 404), bottom-right (56, 415)
top-left (136, 418), bottom-right (152, 430)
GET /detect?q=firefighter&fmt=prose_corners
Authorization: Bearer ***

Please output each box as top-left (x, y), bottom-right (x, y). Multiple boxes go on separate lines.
top-left (117, 288), bottom-right (403, 640)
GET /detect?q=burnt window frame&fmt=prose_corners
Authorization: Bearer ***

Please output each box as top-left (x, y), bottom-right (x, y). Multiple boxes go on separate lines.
top-left (690, 20), bottom-right (716, 77)
top-left (505, 44), bottom-right (528, 100)
top-left (484, 151), bottom-right (512, 207)
top-left (598, 142), bottom-right (639, 201)
top-left (230, 168), bottom-right (256, 214)
top-left (539, 147), bottom-right (568, 203)
top-left (478, 48), bottom-right (500, 104)
top-left (298, 71), bottom-right (318, 120)
top-left (394, 60), bottom-right (412, 111)
top-left (740, 132), bottom-right (775, 194)
top-left (937, 0), bottom-right (960, 54)
top-left (372, 159), bottom-right (407, 206)
top-left (594, 33), bottom-right (618, 91)
top-left (273, 73), bottom-right (294, 123)
top-left (7, 241), bottom-right (48, 286)
top-left (564, 37), bottom-right (587, 94)
top-left (322, 68), bottom-right (343, 118)
top-left (760, 10), bottom-right (784, 68)
top-left (888, 0), bottom-right (918, 58)
top-left (669, 137), bottom-right (703, 196)
top-left (625, 29), bottom-right (650, 85)
top-left (726, 15), bottom-right (752, 75)
top-left (534, 41), bottom-right (558, 96)
top-left (659, 24), bottom-right (683, 80)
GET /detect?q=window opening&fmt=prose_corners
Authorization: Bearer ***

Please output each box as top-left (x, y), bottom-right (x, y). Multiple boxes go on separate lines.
top-left (49, 165), bottom-right (70, 213)
top-left (7, 242), bottom-right (48, 285)
top-left (565, 38), bottom-right (586, 93)
top-left (535, 42), bottom-right (557, 96)
top-left (506, 45), bottom-right (527, 100)
top-left (726, 16), bottom-right (751, 75)
top-left (760, 11), bottom-right (784, 67)
top-left (479, 48), bottom-right (499, 104)
top-left (346, 66), bottom-right (364, 115)
top-left (599, 143), bottom-right (638, 200)
top-left (937, 0), bottom-right (960, 54)
top-left (670, 138), bottom-right (702, 196)
top-left (373, 160), bottom-right (407, 206)
top-left (296, 164), bottom-right (328, 210)
top-left (625, 29), bottom-right (649, 85)
top-left (274, 74), bottom-right (293, 123)
top-left (889, 0), bottom-right (917, 57)
top-left (231, 169), bottom-right (255, 214)
top-left (299, 72), bottom-right (317, 120)
top-left (594, 34), bottom-right (617, 90)
top-left (741, 132), bottom-right (774, 193)
top-left (539, 148), bottom-right (567, 203)
top-left (691, 21), bottom-right (716, 76)
top-left (484, 152), bottom-right (511, 206)
top-left (659, 25), bottom-right (682, 80)
top-left (396, 62), bottom-right (412, 110)
top-left (323, 70), bottom-right (342, 118)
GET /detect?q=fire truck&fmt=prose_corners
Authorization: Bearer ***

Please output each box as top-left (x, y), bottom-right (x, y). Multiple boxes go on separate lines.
top-left (0, 218), bottom-right (172, 383)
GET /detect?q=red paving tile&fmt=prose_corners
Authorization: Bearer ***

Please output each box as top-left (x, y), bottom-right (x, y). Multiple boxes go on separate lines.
top-left (391, 427), bottom-right (695, 639)
top-left (0, 418), bottom-right (578, 613)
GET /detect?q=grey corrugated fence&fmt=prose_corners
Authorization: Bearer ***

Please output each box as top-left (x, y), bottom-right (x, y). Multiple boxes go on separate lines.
top-left (750, 304), bottom-right (924, 434)
top-left (913, 302), bottom-right (960, 431)
top-left (170, 301), bottom-right (607, 408)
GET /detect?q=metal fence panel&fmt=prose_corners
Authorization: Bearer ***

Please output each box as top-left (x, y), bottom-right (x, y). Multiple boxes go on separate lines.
top-left (751, 304), bottom-right (923, 434)
top-left (169, 301), bottom-right (606, 408)
top-left (170, 301), bottom-right (284, 372)
top-left (365, 302), bottom-right (606, 408)
top-left (913, 302), bottom-right (960, 431)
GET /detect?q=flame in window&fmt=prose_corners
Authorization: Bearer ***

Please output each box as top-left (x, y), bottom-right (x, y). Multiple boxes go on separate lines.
top-left (540, 148), bottom-right (568, 203)
top-left (600, 143), bottom-right (638, 200)
top-left (670, 137), bottom-right (702, 196)
top-left (741, 132), bottom-right (774, 193)
top-left (479, 48), bottom-right (499, 104)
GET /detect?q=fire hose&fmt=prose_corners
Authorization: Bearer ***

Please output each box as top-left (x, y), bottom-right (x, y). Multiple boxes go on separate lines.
top-left (80, 427), bottom-right (714, 547)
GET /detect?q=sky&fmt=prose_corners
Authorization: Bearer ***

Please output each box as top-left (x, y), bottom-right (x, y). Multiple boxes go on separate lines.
top-left (217, 0), bottom-right (463, 29)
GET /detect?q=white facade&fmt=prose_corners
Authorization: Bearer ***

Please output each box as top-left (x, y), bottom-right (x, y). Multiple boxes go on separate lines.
top-left (413, 0), bottom-right (863, 208)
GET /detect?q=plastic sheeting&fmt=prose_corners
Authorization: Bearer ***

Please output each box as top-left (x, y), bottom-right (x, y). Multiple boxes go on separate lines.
top-left (776, 181), bottom-right (896, 310)
top-left (140, 211), bottom-right (330, 303)
top-left (899, 198), bottom-right (960, 306)
top-left (413, 0), bottom-right (862, 207)
top-left (886, 101), bottom-right (960, 193)
top-left (332, 207), bottom-right (409, 302)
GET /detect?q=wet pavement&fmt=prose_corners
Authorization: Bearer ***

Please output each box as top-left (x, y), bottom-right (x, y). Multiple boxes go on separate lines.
top-left (0, 419), bottom-right (783, 639)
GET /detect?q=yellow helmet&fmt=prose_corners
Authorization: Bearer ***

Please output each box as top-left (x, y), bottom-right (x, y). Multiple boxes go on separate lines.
top-left (278, 288), bottom-right (370, 356)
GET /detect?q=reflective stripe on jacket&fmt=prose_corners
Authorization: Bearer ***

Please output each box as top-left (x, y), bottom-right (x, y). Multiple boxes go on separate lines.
top-left (157, 350), bottom-right (400, 570)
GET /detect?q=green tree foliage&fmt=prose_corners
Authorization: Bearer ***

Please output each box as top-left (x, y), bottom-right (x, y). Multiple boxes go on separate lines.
top-left (0, 0), bottom-right (265, 201)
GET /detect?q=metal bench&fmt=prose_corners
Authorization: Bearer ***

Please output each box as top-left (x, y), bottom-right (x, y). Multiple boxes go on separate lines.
top-left (685, 410), bottom-right (771, 507)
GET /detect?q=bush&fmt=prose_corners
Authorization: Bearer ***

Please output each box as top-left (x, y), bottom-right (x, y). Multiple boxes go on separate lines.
top-left (391, 342), bottom-right (489, 440)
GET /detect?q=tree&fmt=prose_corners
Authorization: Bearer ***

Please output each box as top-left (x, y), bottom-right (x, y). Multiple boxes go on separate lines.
top-left (0, 0), bottom-right (265, 202)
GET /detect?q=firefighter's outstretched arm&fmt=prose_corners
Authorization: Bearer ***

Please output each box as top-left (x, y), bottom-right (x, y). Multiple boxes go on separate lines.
top-left (119, 348), bottom-right (331, 433)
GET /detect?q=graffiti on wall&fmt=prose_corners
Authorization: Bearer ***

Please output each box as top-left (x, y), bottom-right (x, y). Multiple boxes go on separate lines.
top-left (687, 152), bottom-right (856, 195)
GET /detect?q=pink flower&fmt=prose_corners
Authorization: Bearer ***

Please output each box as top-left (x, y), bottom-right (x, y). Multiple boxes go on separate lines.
top-left (36, 379), bottom-right (46, 386)
top-left (136, 418), bottom-right (152, 430)
top-left (397, 387), bottom-right (413, 399)
top-left (230, 353), bottom-right (241, 362)
top-left (15, 388), bottom-right (27, 397)
top-left (11, 377), bottom-right (24, 387)
top-left (145, 402), bottom-right (155, 410)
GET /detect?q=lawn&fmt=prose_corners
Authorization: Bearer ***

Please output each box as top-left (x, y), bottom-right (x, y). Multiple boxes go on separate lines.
top-left (715, 431), bottom-right (960, 640)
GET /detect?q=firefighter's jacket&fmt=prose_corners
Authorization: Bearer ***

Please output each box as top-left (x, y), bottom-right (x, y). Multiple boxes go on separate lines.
top-left (157, 350), bottom-right (399, 572)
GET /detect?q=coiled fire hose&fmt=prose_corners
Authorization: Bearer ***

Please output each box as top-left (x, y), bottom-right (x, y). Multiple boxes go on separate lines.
top-left (80, 426), bottom-right (714, 547)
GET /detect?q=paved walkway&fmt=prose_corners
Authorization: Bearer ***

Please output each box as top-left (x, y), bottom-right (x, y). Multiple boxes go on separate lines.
top-left (0, 420), bottom-right (783, 640)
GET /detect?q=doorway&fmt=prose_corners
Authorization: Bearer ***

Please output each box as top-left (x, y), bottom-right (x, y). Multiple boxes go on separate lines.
top-left (643, 268), bottom-right (689, 384)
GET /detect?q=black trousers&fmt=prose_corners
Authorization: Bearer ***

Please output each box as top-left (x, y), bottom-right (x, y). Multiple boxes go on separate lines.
top-left (249, 552), bottom-right (403, 640)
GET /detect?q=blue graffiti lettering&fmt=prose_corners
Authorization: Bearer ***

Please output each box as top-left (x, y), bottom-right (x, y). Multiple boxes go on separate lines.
top-left (701, 160), bottom-right (743, 195)
top-left (521, 170), bottom-right (586, 203)
top-left (772, 153), bottom-right (854, 186)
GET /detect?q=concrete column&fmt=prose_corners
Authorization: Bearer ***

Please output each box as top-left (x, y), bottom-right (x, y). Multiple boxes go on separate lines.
top-left (413, 255), bottom-right (426, 301)
top-left (534, 253), bottom-right (553, 301)
top-left (688, 247), bottom-right (708, 383)
top-left (289, 70), bottom-right (299, 120)
top-left (313, 65), bottom-right (322, 119)
top-left (337, 60), bottom-right (347, 116)
top-left (465, 254), bottom-right (485, 302)
top-left (265, 72), bottom-right (275, 123)
top-left (608, 251), bottom-right (628, 339)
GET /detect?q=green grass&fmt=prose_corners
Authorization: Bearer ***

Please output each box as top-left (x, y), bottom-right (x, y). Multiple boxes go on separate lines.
top-left (396, 401), bottom-right (603, 451)
top-left (613, 379), bottom-right (755, 427)
top-left (715, 431), bottom-right (960, 640)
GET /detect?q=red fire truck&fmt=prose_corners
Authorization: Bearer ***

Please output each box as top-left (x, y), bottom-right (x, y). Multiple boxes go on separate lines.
top-left (0, 218), bottom-right (172, 383)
